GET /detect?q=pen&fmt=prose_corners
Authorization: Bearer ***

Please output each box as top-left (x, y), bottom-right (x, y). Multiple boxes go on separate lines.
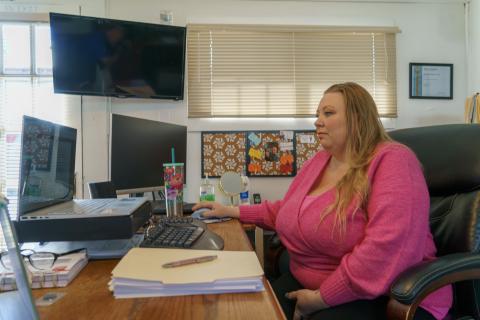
top-left (162, 255), bottom-right (218, 268)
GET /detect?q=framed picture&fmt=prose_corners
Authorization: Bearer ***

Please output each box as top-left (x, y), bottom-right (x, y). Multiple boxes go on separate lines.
top-left (409, 63), bottom-right (453, 99)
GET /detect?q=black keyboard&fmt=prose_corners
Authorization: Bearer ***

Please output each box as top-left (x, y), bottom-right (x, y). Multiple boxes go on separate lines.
top-left (140, 216), bottom-right (205, 249)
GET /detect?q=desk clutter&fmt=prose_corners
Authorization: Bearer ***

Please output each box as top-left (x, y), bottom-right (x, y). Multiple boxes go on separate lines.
top-left (109, 248), bottom-right (264, 298)
top-left (0, 250), bottom-right (87, 291)
top-left (202, 130), bottom-right (322, 178)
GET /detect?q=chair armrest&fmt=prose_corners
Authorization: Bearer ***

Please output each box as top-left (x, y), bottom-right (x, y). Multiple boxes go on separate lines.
top-left (265, 234), bottom-right (288, 278)
top-left (391, 252), bottom-right (480, 303)
top-left (387, 252), bottom-right (480, 320)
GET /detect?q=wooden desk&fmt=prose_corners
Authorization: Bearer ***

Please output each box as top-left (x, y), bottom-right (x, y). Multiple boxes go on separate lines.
top-left (32, 220), bottom-right (286, 320)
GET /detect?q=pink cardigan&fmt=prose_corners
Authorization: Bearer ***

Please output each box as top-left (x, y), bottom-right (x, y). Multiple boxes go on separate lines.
top-left (240, 142), bottom-right (452, 319)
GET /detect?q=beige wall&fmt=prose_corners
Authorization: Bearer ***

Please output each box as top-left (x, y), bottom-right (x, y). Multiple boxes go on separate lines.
top-left (0, 0), bottom-right (469, 203)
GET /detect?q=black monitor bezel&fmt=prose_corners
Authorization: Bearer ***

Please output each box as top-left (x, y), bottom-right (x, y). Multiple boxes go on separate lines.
top-left (110, 114), bottom-right (187, 195)
top-left (49, 12), bottom-right (187, 101)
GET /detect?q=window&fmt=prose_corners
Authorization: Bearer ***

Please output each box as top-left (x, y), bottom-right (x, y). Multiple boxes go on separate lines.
top-left (0, 19), bottom-right (81, 246)
top-left (187, 25), bottom-right (398, 118)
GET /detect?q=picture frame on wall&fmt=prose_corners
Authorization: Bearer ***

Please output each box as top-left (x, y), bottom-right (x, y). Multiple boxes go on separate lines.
top-left (409, 63), bottom-right (453, 99)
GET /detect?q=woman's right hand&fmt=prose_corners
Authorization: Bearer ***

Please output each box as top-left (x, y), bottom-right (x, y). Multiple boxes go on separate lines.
top-left (192, 202), bottom-right (240, 219)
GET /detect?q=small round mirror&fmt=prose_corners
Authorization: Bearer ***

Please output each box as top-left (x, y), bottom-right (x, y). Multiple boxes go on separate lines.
top-left (219, 171), bottom-right (243, 205)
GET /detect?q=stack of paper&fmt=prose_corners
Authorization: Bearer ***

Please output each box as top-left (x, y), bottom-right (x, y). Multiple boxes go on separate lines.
top-left (110, 248), bottom-right (264, 298)
top-left (0, 251), bottom-right (88, 291)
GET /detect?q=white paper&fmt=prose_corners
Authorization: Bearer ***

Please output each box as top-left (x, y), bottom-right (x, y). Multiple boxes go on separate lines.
top-left (110, 248), bottom-right (265, 298)
top-left (299, 134), bottom-right (315, 144)
top-left (280, 130), bottom-right (293, 140)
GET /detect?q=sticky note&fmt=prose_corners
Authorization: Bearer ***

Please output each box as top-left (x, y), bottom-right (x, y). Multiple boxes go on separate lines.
top-left (248, 133), bottom-right (261, 146)
top-left (280, 141), bottom-right (293, 151)
top-left (248, 148), bottom-right (263, 160)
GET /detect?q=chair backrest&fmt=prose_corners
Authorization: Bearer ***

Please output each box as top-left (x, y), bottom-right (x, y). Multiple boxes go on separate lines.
top-left (88, 181), bottom-right (117, 199)
top-left (389, 124), bottom-right (480, 317)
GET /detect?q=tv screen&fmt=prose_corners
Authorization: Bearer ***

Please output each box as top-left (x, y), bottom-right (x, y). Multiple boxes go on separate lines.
top-left (49, 13), bottom-right (186, 100)
top-left (111, 114), bottom-right (187, 194)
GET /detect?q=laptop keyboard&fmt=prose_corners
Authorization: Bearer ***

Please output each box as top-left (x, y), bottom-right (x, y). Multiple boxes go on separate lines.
top-left (67, 199), bottom-right (116, 214)
top-left (140, 217), bottom-right (204, 249)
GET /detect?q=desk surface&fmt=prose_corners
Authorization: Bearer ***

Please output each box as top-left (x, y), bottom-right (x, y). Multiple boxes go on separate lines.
top-left (32, 219), bottom-right (286, 320)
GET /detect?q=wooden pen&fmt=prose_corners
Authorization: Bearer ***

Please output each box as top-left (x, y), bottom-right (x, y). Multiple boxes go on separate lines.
top-left (162, 255), bottom-right (218, 268)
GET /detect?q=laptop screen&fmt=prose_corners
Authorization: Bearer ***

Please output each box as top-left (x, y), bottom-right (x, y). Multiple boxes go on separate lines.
top-left (18, 116), bottom-right (77, 216)
top-left (0, 196), bottom-right (39, 319)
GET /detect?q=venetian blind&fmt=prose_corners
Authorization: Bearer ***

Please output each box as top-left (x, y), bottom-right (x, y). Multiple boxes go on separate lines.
top-left (187, 25), bottom-right (398, 118)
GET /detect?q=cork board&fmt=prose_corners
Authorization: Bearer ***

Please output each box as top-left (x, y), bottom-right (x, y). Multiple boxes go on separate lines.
top-left (201, 132), bottom-right (246, 178)
top-left (246, 131), bottom-right (296, 177)
top-left (295, 131), bottom-right (323, 170)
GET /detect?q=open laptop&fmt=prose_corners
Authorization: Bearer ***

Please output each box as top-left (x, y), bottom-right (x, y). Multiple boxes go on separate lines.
top-left (0, 195), bottom-right (39, 320)
top-left (18, 116), bottom-right (147, 221)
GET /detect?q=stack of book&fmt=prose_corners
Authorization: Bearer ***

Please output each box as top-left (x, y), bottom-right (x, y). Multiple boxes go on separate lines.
top-left (109, 248), bottom-right (264, 298)
top-left (0, 251), bottom-right (88, 291)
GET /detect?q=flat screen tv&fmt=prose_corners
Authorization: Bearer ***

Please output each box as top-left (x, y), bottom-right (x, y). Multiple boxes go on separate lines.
top-left (110, 114), bottom-right (187, 195)
top-left (49, 13), bottom-right (186, 100)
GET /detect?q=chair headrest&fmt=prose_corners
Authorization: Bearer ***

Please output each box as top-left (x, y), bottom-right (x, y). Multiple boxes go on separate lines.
top-left (389, 124), bottom-right (480, 196)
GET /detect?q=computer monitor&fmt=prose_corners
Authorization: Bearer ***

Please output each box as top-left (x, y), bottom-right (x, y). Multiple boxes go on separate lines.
top-left (110, 114), bottom-right (187, 195)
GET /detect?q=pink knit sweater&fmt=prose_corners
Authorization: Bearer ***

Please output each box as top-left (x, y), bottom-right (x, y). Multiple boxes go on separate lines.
top-left (240, 142), bottom-right (452, 319)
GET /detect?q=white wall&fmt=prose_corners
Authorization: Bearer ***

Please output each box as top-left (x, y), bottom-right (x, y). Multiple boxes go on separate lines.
top-left (97, 0), bottom-right (467, 204)
top-left (0, 0), bottom-right (469, 204)
top-left (469, 0), bottom-right (480, 94)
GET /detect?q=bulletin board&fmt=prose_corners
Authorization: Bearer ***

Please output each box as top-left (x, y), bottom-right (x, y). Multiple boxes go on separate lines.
top-left (295, 131), bottom-right (323, 171)
top-left (201, 132), bottom-right (246, 178)
top-left (246, 131), bottom-right (296, 177)
top-left (201, 130), bottom-right (322, 178)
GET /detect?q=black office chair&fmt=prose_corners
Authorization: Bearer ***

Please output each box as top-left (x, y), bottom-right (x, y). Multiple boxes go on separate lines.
top-left (88, 181), bottom-right (117, 199)
top-left (386, 124), bottom-right (480, 320)
top-left (274, 124), bottom-right (480, 319)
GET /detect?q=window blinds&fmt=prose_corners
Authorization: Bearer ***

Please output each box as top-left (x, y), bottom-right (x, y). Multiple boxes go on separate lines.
top-left (0, 20), bottom-right (81, 224)
top-left (187, 25), bottom-right (398, 118)
top-left (0, 77), bottom-right (81, 221)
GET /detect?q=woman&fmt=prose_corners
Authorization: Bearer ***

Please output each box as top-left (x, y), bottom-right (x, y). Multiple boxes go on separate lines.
top-left (193, 82), bottom-right (452, 320)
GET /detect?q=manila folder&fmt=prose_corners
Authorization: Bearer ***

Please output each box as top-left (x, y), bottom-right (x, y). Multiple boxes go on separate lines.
top-left (112, 248), bottom-right (264, 284)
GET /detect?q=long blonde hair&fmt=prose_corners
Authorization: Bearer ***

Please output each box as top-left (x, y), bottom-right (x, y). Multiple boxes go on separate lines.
top-left (319, 82), bottom-right (391, 234)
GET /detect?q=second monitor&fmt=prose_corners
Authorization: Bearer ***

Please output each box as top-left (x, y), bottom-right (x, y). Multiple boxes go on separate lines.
top-left (110, 114), bottom-right (187, 195)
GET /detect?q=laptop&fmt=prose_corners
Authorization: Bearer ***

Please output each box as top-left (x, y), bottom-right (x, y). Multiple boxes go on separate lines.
top-left (18, 116), bottom-right (147, 221)
top-left (0, 195), bottom-right (39, 320)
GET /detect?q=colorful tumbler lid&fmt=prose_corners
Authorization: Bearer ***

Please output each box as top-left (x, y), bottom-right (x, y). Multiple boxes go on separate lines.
top-left (163, 163), bottom-right (184, 166)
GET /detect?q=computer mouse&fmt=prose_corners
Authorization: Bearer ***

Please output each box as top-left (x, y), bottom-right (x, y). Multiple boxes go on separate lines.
top-left (192, 208), bottom-right (211, 219)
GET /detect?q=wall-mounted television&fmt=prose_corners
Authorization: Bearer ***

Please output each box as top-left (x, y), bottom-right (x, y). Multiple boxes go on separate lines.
top-left (49, 13), bottom-right (186, 100)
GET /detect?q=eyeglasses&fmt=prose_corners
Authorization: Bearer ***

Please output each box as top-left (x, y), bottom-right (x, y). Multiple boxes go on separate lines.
top-left (0, 248), bottom-right (86, 271)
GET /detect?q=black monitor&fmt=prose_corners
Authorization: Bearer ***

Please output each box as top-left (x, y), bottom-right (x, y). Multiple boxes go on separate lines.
top-left (49, 13), bottom-right (186, 100)
top-left (110, 114), bottom-right (187, 194)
